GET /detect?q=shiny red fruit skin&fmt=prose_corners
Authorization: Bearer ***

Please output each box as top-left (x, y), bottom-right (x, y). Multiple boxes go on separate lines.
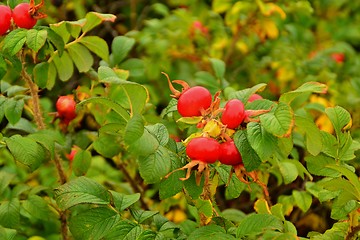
top-left (56, 95), bottom-right (76, 120)
top-left (186, 137), bottom-right (220, 163)
top-left (221, 99), bottom-right (245, 129)
top-left (12, 3), bottom-right (37, 29)
top-left (177, 86), bottom-right (212, 117)
top-left (219, 140), bottom-right (243, 166)
top-left (0, 5), bottom-right (12, 35)
top-left (331, 53), bottom-right (345, 63)
top-left (248, 94), bottom-right (263, 102)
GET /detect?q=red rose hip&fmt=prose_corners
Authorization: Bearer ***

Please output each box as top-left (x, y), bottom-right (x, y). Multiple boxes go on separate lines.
top-left (177, 86), bottom-right (212, 117)
top-left (219, 140), bottom-right (243, 166)
top-left (186, 137), bottom-right (220, 163)
top-left (0, 5), bottom-right (12, 35)
top-left (56, 95), bottom-right (77, 121)
top-left (248, 94), bottom-right (263, 102)
top-left (221, 99), bottom-right (245, 129)
top-left (12, 3), bottom-right (37, 29)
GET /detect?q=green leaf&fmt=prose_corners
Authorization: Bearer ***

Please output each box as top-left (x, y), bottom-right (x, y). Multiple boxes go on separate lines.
top-left (46, 27), bottom-right (65, 57)
top-left (216, 165), bottom-right (246, 199)
top-left (72, 149), bottom-right (92, 176)
top-left (0, 55), bottom-right (7, 80)
top-left (325, 164), bottom-right (360, 198)
top-left (98, 66), bottom-right (127, 84)
top-left (94, 133), bottom-right (121, 158)
top-left (130, 209), bottom-right (158, 224)
top-left (279, 82), bottom-right (328, 104)
top-left (110, 191), bottom-right (140, 211)
top-left (47, 62), bottom-right (57, 89)
top-left (28, 129), bottom-right (65, 159)
top-left (138, 146), bottom-right (171, 184)
top-left (321, 131), bottom-right (337, 158)
top-left (52, 51), bottom-right (74, 81)
top-left (146, 123), bottom-right (169, 146)
top-left (33, 62), bottom-right (49, 89)
top-left (5, 135), bottom-right (46, 171)
top-left (227, 83), bottom-right (267, 103)
top-left (67, 43), bottom-right (94, 73)
top-left (82, 12), bottom-right (116, 33)
top-left (69, 207), bottom-right (120, 240)
top-left (103, 220), bottom-right (142, 240)
top-left (111, 36), bottom-right (136, 65)
top-left (195, 199), bottom-right (213, 219)
top-left (66, 20), bottom-right (85, 38)
top-left (0, 198), bottom-right (20, 228)
top-left (4, 98), bottom-right (24, 125)
top-left (22, 195), bottom-right (55, 220)
top-left (305, 154), bottom-right (339, 177)
top-left (210, 58), bottom-right (226, 79)
top-left (80, 36), bottom-right (109, 62)
top-left (54, 176), bottom-right (111, 210)
top-left (189, 225), bottom-right (236, 240)
top-left (325, 106), bottom-right (352, 137)
top-left (159, 152), bottom-right (184, 199)
top-left (237, 214), bottom-right (284, 238)
top-left (78, 97), bottom-right (130, 122)
top-left (184, 173), bottom-right (204, 199)
top-left (0, 172), bottom-right (15, 196)
top-left (247, 122), bottom-right (278, 161)
top-left (50, 21), bottom-right (71, 43)
top-left (129, 129), bottom-right (159, 156)
top-left (292, 190), bottom-right (312, 212)
top-left (309, 222), bottom-right (348, 240)
top-left (0, 226), bottom-right (17, 240)
top-left (234, 130), bottom-right (261, 171)
top-left (278, 161), bottom-right (299, 184)
top-left (212, 0), bottom-right (233, 13)
top-left (260, 102), bottom-right (294, 138)
top-left (26, 29), bottom-right (47, 52)
top-left (124, 114), bottom-right (144, 145)
top-left (295, 115), bottom-right (322, 156)
top-left (3, 29), bottom-right (27, 55)
top-left (122, 83), bottom-right (149, 115)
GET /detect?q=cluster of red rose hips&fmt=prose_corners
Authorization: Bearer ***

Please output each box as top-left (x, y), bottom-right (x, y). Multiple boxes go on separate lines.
top-left (0, 1), bottom-right (46, 35)
top-left (163, 73), bottom-right (268, 193)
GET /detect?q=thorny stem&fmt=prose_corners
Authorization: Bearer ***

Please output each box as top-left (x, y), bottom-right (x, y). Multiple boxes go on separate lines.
top-left (21, 54), bottom-right (45, 130)
top-left (346, 225), bottom-right (360, 240)
top-left (21, 52), bottom-right (69, 240)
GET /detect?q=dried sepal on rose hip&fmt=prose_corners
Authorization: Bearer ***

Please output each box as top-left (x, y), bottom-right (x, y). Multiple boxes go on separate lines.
top-left (12, 0), bottom-right (47, 29)
top-left (165, 136), bottom-right (220, 185)
top-left (162, 72), bottom-right (212, 117)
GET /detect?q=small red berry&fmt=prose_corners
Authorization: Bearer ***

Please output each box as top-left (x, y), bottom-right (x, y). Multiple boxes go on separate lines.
top-left (331, 52), bottom-right (345, 63)
top-left (177, 86), bottom-right (212, 117)
top-left (219, 140), bottom-right (243, 166)
top-left (248, 94), bottom-right (263, 102)
top-left (0, 5), bottom-right (12, 35)
top-left (66, 147), bottom-right (78, 161)
top-left (186, 137), bottom-right (220, 163)
top-left (12, 3), bottom-right (37, 29)
top-left (56, 95), bottom-right (77, 121)
top-left (221, 99), bottom-right (245, 129)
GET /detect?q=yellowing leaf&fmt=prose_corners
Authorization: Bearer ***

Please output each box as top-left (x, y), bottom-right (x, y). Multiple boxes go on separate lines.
top-left (276, 66), bottom-right (295, 82)
top-left (203, 119), bottom-right (223, 138)
top-left (260, 3), bottom-right (286, 19)
top-left (236, 41), bottom-right (249, 54)
top-left (315, 114), bottom-right (334, 134)
top-left (263, 19), bottom-right (279, 39)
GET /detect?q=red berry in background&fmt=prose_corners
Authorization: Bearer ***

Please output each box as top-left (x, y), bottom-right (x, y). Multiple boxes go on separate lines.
top-left (12, 3), bottom-right (37, 29)
top-left (186, 137), bottom-right (220, 163)
top-left (66, 147), bottom-right (78, 161)
top-left (0, 5), bottom-right (12, 35)
top-left (177, 86), bottom-right (212, 117)
top-left (248, 94), bottom-right (263, 103)
top-left (221, 99), bottom-right (245, 129)
top-left (219, 140), bottom-right (243, 166)
top-left (331, 52), bottom-right (345, 63)
top-left (56, 95), bottom-right (77, 121)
